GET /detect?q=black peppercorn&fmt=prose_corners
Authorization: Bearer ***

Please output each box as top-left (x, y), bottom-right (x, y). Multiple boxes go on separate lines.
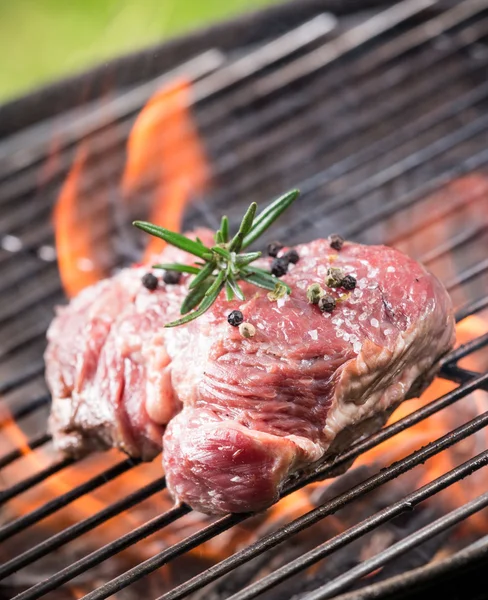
top-left (141, 273), bottom-right (158, 291)
top-left (163, 270), bottom-right (182, 285)
top-left (228, 310), bottom-right (244, 327)
top-left (282, 248), bottom-right (299, 264)
top-left (341, 274), bottom-right (357, 290)
top-left (318, 295), bottom-right (336, 313)
top-left (329, 234), bottom-right (344, 251)
top-left (267, 241), bottom-right (284, 258)
top-left (271, 257), bottom-right (289, 277)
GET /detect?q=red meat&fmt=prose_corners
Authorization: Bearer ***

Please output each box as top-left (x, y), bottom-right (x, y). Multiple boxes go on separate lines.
top-left (46, 234), bottom-right (455, 514)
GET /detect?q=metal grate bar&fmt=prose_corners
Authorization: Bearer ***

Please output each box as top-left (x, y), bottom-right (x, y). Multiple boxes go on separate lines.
top-left (277, 114), bottom-right (488, 241)
top-left (332, 533), bottom-right (488, 600)
top-left (446, 257), bottom-right (488, 291)
top-left (0, 432), bottom-right (51, 470)
top-left (236, 0), bottom-right (436, 102)
top-left (0, 476), bottom-right (166, 580)
top-left (0, 393), bottom-right (49, 428)
top-left (0, 14), bottom-right (337, 183)
top-left (419, 223), bottom-right (488, 266)
top-left (224, 450), bottom-right (488, 600)
top-left (0, 457), bottom-right (139, 543)
top-left (440, 364), bottom-right (484, 387)
top-left (78, 385), bottom-right (488, 600)
top-left (456, 295), bottom-right (488, 322)
top-left (302, 489), bottom-right (488, 600)
top-left (331, 149), bottom-right (488, 243)
top-left (0, 361), bottom-right (44, 395)
top-left (0, 456), bottom-right (74, 505)
top-left (211, 29), bottom-right (488, 214)
top-left (0, 51), bottom-right (226, 180)
top-left (12, 505), bottom-right (192, 600)
top-left (442, 332), bottom-right (488, 365)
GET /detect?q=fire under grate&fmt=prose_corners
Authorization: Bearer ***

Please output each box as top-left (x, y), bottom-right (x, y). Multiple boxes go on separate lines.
top-left (0, 1), bottom-right (488, 599)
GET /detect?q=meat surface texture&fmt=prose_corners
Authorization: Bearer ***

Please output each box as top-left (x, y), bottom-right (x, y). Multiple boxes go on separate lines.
top-left (46, 234), bottom-right (455, 514)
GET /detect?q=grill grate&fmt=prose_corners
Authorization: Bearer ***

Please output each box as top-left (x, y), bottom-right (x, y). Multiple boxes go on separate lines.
top-left (0, 0), bottom-right (488, 599)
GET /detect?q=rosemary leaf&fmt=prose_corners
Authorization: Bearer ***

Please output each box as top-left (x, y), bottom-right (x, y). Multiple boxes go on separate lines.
top-left (212, 246), bottom-right (231, 260)
top-left (220, 216), bottom-right (229, 243)
top-left (225, 281), bottom-right (235, 301)
top-left (133, 221), bottom-right (212, 260)
top-left (152, 263), bottom-right (200, 274)
top-left (166, 282), bottom-right (224, 327)
top-left (205, 269), bottom-right (226, 297)
top-left (243, 267), bottom-right (291, 294)
top-left (134, 188), bottom-right (299, 327)
top-left (229, 202), bottom-right (257, 253)
top-left (181, 277), bottom-right (214, 314)
top-left (235, 251), bottom-right (262, 267)
top-left (242, 189), bottom-right (299, 248)
top-left (241, 273), bottom-right (277, 292)
top-left (226, 275), bottom-right (245, 301)
top-left (189, 261), bottom-right (215, 290)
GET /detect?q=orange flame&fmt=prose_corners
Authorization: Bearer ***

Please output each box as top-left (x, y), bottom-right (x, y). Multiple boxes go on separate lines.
top-left (54, 143), bottom-right (108, 297)
top-left (54, 77), bottom-right (209, 299)
top-left (122, 77), bottom-right (209, 261)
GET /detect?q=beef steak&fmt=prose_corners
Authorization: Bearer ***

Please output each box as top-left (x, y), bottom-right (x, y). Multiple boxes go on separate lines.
top-left (46, 235), bottom-right (455, 514)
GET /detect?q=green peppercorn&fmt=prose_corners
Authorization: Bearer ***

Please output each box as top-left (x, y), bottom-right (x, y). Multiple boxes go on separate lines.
top-left (325, 267), bottom-right (344, 288)
top-left (307, 283), bottom-right (324, 304)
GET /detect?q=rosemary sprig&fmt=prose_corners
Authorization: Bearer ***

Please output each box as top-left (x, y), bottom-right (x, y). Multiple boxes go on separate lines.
top-left (133, 189), bottom-right (299, 327)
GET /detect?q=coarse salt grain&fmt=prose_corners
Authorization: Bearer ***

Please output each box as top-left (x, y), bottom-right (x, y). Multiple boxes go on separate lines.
top-left (257, 322), bottom-right (265, 330)
top-left (297, 280), bottom-right (308, 290)
top-left (384, 328), bottom-right (394, 335)
top-left (371, 318), bottom-right (379, 328)
top-left (353, 341), bottom-right (362, 353)
top-left (309, 330), bottom-right (318, 340)
top-left (358, 278), bottom-right (368, 289)
top-left (387, 266), bottom-right (396, 273)
top-left (332, 317), bottom-right (343, 326)
top-left (343, 333), bottom-right (350, 342)
top-left (359, 312), bottom-right (368, 321)
top-left (277, 296), bottom-right (287, 308)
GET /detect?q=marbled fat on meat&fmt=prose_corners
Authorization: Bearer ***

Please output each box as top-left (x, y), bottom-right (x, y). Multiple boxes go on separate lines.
top-left (46, 234), bottom-right (455, 514)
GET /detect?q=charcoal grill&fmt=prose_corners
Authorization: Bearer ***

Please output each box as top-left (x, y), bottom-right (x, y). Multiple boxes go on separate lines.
top-left (1, 0), bottom-right (488, 598)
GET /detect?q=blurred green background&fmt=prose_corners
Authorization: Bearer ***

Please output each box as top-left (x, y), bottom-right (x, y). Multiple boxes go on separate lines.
top-left (0, 0), bottom-right (277, 103)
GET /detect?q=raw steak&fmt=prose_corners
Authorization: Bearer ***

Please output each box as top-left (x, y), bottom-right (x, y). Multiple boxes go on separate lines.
top-left (46, 234), bottom-right (455, 514)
